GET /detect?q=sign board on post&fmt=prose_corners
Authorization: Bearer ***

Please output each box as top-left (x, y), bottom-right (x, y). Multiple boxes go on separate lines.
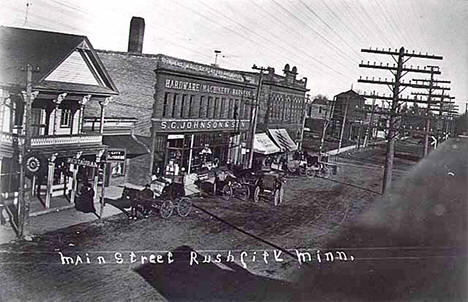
top-left (106, 149), bottom-right (126, 162)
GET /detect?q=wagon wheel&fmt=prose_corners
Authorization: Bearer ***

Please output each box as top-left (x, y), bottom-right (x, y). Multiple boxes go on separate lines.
top-left (159, 200), bottom-right (174, 218)
top-left (287, 166), bottom-right (297, 174)
top-left (273, 186), bottom-right (284, 206)
top-left (236, 184), bottom-right (251, 201)
top-left (299, 165), bottom-right (307, 176)
top-left (253, 186), bottom-right (261, 203)
top-left (306, 167), bottom-right (315, 178)
top-left (221, 184), bottom-right (233, 201)
top-left (177, 197), bottom-right (192, 217)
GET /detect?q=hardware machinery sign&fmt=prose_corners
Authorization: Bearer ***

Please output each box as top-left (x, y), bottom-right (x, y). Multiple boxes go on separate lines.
top-left (152, 119), bottom-right (250, 132)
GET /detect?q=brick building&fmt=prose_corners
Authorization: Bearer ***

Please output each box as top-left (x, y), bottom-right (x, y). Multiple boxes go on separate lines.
top-left (330, 89), bottom-right (367, 141)
top-left (87, 17), bottom-right (309, 183)
top-left (254, 64), bottom-right (309, 145)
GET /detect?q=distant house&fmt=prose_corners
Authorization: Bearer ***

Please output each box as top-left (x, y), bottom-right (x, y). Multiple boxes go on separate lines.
top-left (304, 97), bottom-right (330, 134)
top-left (330, 89), bottom-right (367, 141)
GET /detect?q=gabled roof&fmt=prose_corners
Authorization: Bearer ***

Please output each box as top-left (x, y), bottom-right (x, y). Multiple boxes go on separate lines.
top-left (0, 26), bottom-right (118, 95)
top-left (334, 89), bottom-right (365, 100)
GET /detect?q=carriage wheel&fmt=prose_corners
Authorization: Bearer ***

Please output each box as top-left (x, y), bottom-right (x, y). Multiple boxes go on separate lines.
top-left (287, 166), bottom-right (297, 174)
top-left (159, 200), bottom-right (174, 218)
top-left (236, 184), bottom-right (250, 201)
top-left (221, 184), bottom-right (233, 201)
top-left (299, 166), bottom-right (307, 176)
top-left (177, 197), bottom-right (192, 217)
top-left (273, 186), bottom-right (284, 206)
top-left (306, 168), bottom-right (315, 178)
top-left (253, 186), bottom-right (261, 203)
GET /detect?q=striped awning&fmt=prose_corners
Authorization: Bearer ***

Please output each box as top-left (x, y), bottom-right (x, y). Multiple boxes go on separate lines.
top-left (268, 129), bottom-right (298, 152)
top-left (254, 133), bottom-right (281, 155)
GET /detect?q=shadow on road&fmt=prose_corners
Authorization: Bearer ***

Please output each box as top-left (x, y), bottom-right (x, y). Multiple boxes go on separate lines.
top-left (295, 138), bottom-right (468, 301)
top-left (134, 245), bottom-right (299, 301)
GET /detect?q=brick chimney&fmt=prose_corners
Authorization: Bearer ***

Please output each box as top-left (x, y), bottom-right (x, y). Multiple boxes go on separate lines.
top-left (128, 17), bottom-right (145, 53)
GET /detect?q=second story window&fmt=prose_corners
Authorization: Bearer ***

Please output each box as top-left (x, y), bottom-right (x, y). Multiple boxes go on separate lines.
top-left (60, 109), bottom-right (72, 127)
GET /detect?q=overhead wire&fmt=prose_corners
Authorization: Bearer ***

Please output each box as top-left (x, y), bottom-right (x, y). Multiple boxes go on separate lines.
top-left (269, 0), bottom-right (359, 65)
top-left (197, 0), bottom-right (356, 78)
top-left (296, 0), bottom-right (362, 59)
top-left (316, 0), bottom-right (369, 43)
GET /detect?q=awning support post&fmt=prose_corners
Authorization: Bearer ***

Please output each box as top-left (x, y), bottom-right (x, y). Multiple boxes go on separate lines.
top-left (187, 134), bottom-right (194, 174)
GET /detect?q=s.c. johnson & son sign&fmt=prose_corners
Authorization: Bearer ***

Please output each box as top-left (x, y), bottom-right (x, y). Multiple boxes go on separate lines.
top-left (152, 119), bottom-right (250, 132)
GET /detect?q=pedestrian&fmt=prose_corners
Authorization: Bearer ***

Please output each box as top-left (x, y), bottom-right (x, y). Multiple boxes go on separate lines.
top-left (75, 182), bottom-right (96, 214)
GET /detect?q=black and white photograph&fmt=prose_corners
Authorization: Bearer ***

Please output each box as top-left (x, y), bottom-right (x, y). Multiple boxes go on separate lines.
top-left (0, 0), bottom-right (467, 301)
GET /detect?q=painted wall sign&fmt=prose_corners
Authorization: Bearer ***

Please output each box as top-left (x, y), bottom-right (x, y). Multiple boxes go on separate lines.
top-left (164, 79), bottom-right (252, 97)
top-left (159, 56), bottom-right (256, 84)
top-left (67, 157), bottom-right (98, 168)
top-left (106, 149), bottom-right (126, 162)
top-left (152, 119), bottom-right (250, 132)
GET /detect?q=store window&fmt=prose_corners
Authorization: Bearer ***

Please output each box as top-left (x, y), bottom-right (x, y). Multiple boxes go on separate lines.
top-left (162, 92), bottom-right (170, 117)
top-left (220, 98), bottom-right (226, 118)
top-left (199, 96), bottom-right (205, 118)
top-left (171, 94), bottom-right (178, 118)
top-left (188, 95), bottom-right (194, 118)
top-left (207, 97), bottom-right (213, 118)
top-left (180, 94), bottom-right (187, 118)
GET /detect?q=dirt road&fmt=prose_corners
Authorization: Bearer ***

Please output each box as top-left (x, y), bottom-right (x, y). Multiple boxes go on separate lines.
top-left (2, 140), bottom-right (456, 301)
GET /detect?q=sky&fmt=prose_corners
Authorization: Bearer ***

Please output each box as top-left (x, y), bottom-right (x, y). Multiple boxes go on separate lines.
top-left (1, 0), bottom-right (467, 112)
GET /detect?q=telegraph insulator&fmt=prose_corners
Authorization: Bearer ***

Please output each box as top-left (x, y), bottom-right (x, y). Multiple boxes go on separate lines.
top-left (419, 52), bottom-right (421, 55)
top-left (388, 48), bottom-right (391, 51)
top-left (426, 52), bottom-right (428, 55)
top-left (386, 63), bottom-right (389, 66)
top-left (395, 49), bottom-right (398, 52)
top-left (412, 50), bottom-right (415, 54)
top-left (372, 77), bottom-right (374, 80)
top-left (367, 61), bottom-right (370, 64)
top-left (417, 66), bottom-right (420, 69)
top-left (380, 62), bottom-right (382, 66)
top-left (373, 61), bottom-right (376, 65)
top-left (361, 60), bottom-right (363, 64)
top-left (366, 76), bottom-right (368, 80)
top-left (379, 77), bottom-right (381, 81)
top-left (385, 77), bottom-right (387, 81)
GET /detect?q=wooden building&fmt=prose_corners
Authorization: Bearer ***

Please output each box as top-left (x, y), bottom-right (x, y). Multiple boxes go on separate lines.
top-left (0, 27), bottom-right (118, 215)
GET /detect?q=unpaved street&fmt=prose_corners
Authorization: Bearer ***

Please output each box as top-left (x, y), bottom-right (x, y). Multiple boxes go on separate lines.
top-left (1, 140), bottom-right (465, 301)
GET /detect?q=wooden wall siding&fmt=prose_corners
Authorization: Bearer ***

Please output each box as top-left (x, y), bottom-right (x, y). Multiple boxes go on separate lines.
top-left (45, 51), bottom-right (100, 86)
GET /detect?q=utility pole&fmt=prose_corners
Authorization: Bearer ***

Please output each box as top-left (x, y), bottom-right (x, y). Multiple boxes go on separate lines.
top-left (298, 94), bottom-right (310, 150)
top-left (363, 97), bottom-right (376, 147)
top-left (248, 64), bottom-right (267, 169)
top-left (337, 96), bottom-right (349, 153)
top-left (319, 96), bottom-right (334, 154)
top-left (358, 47), bottom-right (443, 194)
top-left (18, 64), bottom-right (38, 239)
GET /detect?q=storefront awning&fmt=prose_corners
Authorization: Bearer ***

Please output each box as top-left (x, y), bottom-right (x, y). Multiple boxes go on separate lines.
top-left (254, 133), bottom-right (281, 155)
top-left (268, 129), bottom-right (298, 152)
top-left (103, 135), bottom-right (150, 158)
